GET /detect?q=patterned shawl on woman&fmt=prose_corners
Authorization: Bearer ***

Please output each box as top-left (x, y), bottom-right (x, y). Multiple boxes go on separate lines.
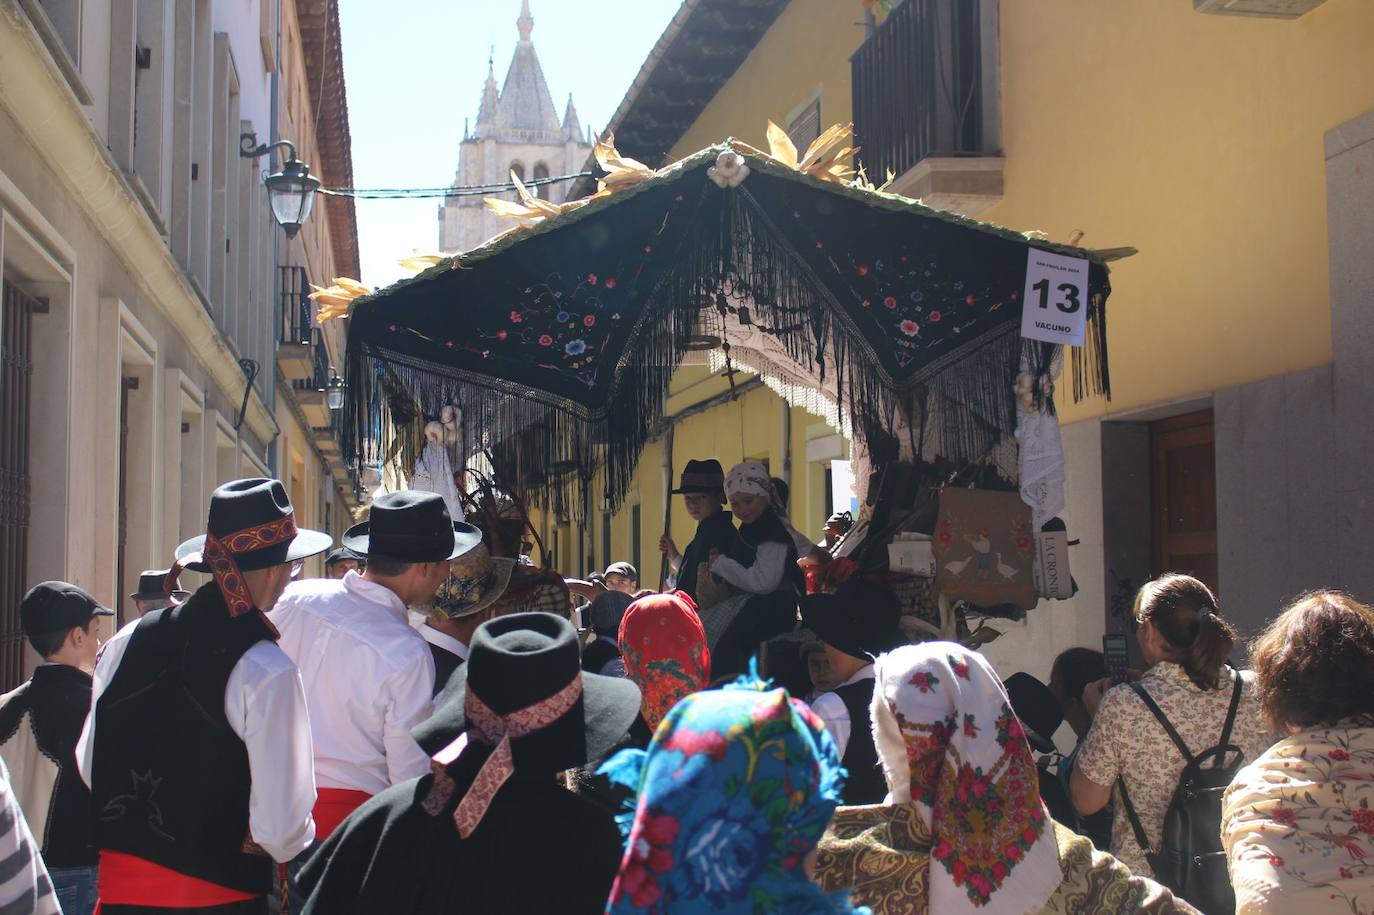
top-left (599, 676), bottom-right (868, 914)
top-left (1222, 719), bottom-right (1374, 914)
top-left (814, 643), bottom-right (1196, 915)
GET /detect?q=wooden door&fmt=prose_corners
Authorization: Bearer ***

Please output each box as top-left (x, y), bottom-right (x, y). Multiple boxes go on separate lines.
top-left (1151, 410), bottom-right (1219, 596)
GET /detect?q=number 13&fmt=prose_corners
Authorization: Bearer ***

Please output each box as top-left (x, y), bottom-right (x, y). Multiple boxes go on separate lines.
top-left (1032, 278), bottom-right (1081, 314)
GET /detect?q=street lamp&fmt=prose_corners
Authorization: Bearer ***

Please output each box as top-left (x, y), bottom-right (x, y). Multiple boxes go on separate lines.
top-left (325, 368), bottom-right (345, 411)
top-left (240, 134), bottom-right (321, 238)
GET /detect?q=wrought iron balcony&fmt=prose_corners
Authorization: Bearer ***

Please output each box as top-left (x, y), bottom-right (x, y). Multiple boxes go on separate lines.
top-left (851, 0), bottom-right (1003, 215)
top-left (277, 265), bottom-right (315, 380)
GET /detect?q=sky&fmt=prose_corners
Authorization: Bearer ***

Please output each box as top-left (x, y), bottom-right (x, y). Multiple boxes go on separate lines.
top-left (337, 0), bottom-right (684, 290)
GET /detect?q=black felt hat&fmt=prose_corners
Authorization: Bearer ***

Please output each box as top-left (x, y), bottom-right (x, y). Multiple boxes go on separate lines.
top-left (175, 478), bottom-right (332, 573)
top-left (129, 569), bottom-right (188, 603)
top-left (1005, 672), bottom-right (1064, 754)
top-left (800, 576), bottom-right (907, 661)
top-left (342, 491), bottom-right (482, 563)
top-left (671, 459), bottom-right (726, 495)
top-left (414, 612), bottom-right (641, 773)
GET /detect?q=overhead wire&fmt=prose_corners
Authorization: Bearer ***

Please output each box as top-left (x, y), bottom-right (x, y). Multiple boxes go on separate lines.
top-left (319, 171), bottom-right (596, 199)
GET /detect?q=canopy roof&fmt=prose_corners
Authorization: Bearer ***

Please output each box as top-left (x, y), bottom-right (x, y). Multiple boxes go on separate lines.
top-left (340, 139), bottom-right (1111, 509)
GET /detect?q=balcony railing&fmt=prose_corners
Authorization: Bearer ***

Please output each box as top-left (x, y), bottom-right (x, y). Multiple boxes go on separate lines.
top-left (851, 0), bottom-right (987, 183)
top-left (279, 265), bottom-right (312, 346)
top-left (293, 330), bottom-right (330, 393)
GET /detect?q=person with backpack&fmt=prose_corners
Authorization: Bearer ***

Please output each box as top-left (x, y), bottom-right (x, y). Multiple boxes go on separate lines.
top-left (1070, 574), bottom-right (1272, 914)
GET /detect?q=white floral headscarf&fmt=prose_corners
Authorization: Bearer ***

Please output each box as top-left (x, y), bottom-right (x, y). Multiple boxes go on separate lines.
top-left (870, 643), bottom-right (1061, 915)
top-left (724, 461), bottom-right (773, 501)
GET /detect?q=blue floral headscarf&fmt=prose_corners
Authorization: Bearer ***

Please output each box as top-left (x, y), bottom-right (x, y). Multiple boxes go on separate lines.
top-left (599, 675), bottom-right (869, 914)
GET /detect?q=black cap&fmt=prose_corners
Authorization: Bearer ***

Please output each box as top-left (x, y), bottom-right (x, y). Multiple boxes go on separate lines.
top-left (325, 546), bottom-right (363, 567)
top-left (20, 581), bottom-right (114, 637)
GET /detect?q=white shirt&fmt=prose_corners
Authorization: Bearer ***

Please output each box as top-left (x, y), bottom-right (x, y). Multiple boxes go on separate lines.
top-left (420, 625), bottom-right (469, 663)
top-left (75, 617), bottom-right (316, 864)
top-left (710, 541), bottom-right (789, 593)
top-left (268, 572), bottom-right (435, 794)
top-left (810, 665), bottom-right (876, 758)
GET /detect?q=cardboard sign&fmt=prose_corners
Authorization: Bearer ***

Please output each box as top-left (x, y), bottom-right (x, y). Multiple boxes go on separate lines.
top-left (1020, 249), bottom-right (1089, 346)
top-left (1033, 530), bottom-right (1073, 600)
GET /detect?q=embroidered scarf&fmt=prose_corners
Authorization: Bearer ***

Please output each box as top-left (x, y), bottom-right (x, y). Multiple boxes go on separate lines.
top-left (599, 675), bottom-right (869, 914)
top-left (617, 591), bottom-right (710, 731)
top-left (868, 643), bottom-right (1061, 914)
top-left (422, 675), bottom-right (584, 838)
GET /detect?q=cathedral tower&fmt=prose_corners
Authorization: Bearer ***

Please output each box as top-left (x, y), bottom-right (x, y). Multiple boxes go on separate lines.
top-left (439, 1), bottom-right (593, 254)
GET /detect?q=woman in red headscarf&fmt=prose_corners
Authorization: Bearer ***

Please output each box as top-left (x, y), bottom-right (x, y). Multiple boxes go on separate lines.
top-left (617, 591), bottom-right (711, 735)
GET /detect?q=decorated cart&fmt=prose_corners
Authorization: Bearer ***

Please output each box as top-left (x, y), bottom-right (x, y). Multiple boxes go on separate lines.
top-left (316, 124), bottom-right (1124, 643)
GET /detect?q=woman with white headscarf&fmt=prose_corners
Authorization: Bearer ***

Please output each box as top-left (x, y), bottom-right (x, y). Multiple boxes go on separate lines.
top-left (701, 461), bottom-right (804, 679)
top-left (813, 643), bottom-right (1196, 915)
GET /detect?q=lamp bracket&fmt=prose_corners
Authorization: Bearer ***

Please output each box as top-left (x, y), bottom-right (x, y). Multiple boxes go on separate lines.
top-left (240, 133), bottom-right (299, 163)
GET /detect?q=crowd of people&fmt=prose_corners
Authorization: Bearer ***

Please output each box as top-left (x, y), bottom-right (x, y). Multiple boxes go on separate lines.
top-left (0, 459), bottom-right (1371, 914)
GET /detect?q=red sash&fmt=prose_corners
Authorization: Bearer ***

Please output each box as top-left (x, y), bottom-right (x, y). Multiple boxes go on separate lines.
top-left (312, 787), bottom-right (372, 840)
top-left (94, 850), bottom-right (257, 909)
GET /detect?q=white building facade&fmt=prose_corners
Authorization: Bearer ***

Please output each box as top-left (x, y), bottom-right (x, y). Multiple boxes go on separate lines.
top-left (0, 0), bottom-right (361, 686)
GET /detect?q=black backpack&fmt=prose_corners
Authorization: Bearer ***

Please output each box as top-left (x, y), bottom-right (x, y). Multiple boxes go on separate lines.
top-left (1117, 670), bottom-right (1244, 915)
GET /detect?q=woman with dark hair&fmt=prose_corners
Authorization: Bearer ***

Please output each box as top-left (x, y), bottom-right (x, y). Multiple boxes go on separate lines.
top-left (1068, 574), bottom-right (1271, 878)
top-left (1222, 592), bottom-right (1374, 913)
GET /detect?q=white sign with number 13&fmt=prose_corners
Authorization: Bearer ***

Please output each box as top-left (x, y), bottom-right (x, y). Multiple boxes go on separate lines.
top-left (1019, 248), bottom-right (1089, 347)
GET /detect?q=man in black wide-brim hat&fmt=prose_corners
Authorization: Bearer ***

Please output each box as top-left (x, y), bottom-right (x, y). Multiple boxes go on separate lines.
top-left (269, 490), bottom-right (483, 911)
top-left (295, 612), bottom-right (642, 915)
top-left (77, 478), bottom-right (330, 914)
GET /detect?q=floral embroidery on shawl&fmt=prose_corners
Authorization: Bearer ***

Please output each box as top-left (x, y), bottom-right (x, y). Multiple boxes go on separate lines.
top-left (599, 675), bottom-right (868, 914)
top-left (870, 643), bottom-right (1062, 914)
top-left (1223, 720), bottom-right (1374, 914)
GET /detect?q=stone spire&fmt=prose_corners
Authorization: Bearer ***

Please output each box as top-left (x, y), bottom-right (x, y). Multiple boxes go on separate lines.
top-left (474, 46), bottom-right (499, 132)
top-left (562, 93), bottom-right (582, 141)
top-left (517, 0), bottom-right (533, 44)
top-left (495, 1), bottom-right (561, 135)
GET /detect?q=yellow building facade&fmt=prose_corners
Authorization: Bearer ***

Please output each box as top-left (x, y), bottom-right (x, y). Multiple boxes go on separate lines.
top-left (547, 0), bottom-right (1374, 679)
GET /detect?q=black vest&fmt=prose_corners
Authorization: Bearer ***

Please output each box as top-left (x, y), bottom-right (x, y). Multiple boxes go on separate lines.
top-left (833, 677), bottom-right (886, 805)
top-left (429, 641), bottom-right (464, 698)
top-left (0, 664), bottom-right (98, 866)
top-left (675, 510), bottom-right (736, 601)
top-left (90, 583), bottom-right (277, 894)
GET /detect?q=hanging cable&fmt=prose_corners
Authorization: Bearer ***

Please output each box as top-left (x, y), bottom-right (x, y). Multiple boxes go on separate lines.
top-left (319, 171), bottom-right (596, 199)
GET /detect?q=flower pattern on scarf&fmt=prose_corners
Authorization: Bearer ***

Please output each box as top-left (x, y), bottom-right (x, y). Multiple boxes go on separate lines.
top-left (870, 643), bottom-right (1063, 915)
top-left (600, 676), bottom-right (869, 914)
top-left (618, 591), bottom-right (711, 730)
top-left (1223, 720), bottom-right (1374, 915)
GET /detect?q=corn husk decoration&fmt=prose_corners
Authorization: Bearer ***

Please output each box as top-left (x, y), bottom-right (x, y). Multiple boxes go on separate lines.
top-left (309, 277), bottom-right (370, 322)
top-left (594, 131), bottom-right (656, 193)
top-left (765, 121), bottom-right (860, 185)
top-left (397, 251), bottom-right (446, 274)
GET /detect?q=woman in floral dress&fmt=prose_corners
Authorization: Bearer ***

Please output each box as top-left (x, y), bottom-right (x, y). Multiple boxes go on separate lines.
top-left (598, 672), bottom-right (867, 914)
top-left (812, 643), bottom-right (1196, 914)
top-left (1223, 591), bottom-right (1374, 914)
